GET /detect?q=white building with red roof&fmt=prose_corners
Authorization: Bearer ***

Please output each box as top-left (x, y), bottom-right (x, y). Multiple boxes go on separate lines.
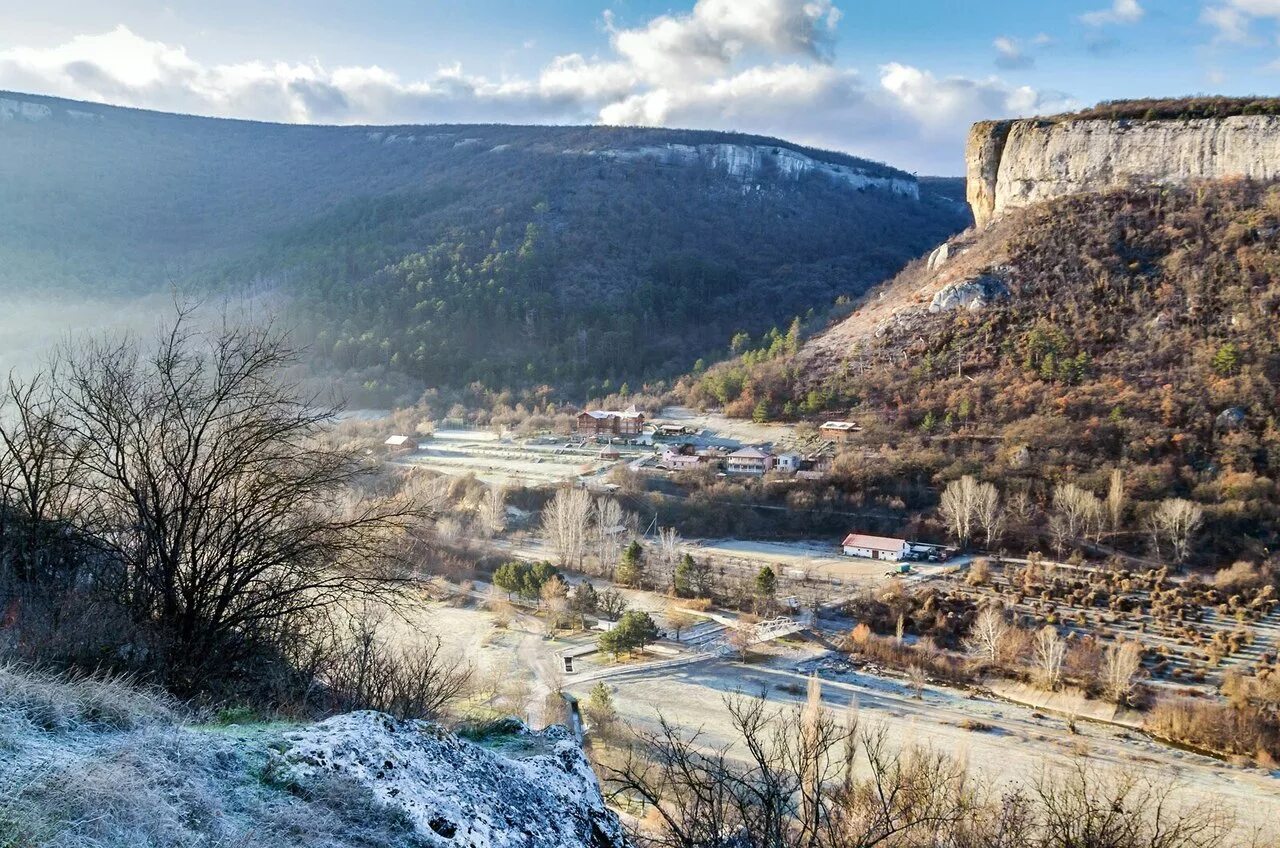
top-left (841, 533), bottom-right (910, 561)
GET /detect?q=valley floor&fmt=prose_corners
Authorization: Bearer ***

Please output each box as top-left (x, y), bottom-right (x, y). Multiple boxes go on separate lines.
top-left (395, 576), bottom-right (1280, 833)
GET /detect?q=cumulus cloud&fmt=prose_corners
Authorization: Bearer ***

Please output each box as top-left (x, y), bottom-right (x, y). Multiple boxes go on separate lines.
top-left (0, 1), bottom-right (1071, 174)
top-left (1081, 0), bottom-right (1145, 26)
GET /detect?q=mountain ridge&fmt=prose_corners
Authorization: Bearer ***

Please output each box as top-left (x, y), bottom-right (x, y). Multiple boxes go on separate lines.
top-left (0, 90), bottom-right (968, 400)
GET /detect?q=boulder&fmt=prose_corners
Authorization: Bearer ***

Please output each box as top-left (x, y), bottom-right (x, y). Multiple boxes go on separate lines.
top-left (275, 712), bottom-right (624, 848)
top-left (1215, 407), bottom-right (1247, 431)
top-left (928, 275), bottom-right (1009, 313)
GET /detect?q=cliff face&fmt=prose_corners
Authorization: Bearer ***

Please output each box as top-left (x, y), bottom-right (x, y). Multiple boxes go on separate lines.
top-left (577, 142), bottom-right (921, 197)
top-left (967, 115), bottom-right (1280, 226)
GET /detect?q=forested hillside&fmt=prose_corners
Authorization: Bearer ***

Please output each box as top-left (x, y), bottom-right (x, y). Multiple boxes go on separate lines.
top-left (683, 181), bottom-right (1280, 562)
top-left (0, 92), bottom-right (969, 401)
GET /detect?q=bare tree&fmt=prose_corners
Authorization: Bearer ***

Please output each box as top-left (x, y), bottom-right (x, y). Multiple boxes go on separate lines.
top-left (539, 574), bottom-right (569, 629)
top-left (603, 690), bottom-right (1254, 848)
top-left (1102, 639), bottom-right (1143, 706)
top-left (727, 619), bottom-right (758, 662)
top-left (541, 486), bottom-right (592, 568)
top-left (592, 497), bottom-right (624, 577)
top-left (1034, 625), bottom-right (1067, 690)
top-left (33, 312), bottom-right (419, 691)
top-left (1032, 760), bottom-right (1239, 848)
top-left (1052, 482), bottom-right (1104, 550)
top-left (1147, 498), bottom-right (1204, 565)
top-left (939, 475), bottom-right (980, 548)
top-left (655, 526), bottom-right (683, 591)
top-left (975, 480), bottom-right (1004, 549)
top-left (907, 664), bottom-right (927, 699)
top-left (476, 484), bottom-right (506, 538)
top-left (963, 606), bottom-right (1010, 665)
top-left (0, 371), bottom-right (91, 594)
top-left (1106, 468), bottom-right (1127, 536)
top-left (323, 607), bottom-right (473, 720)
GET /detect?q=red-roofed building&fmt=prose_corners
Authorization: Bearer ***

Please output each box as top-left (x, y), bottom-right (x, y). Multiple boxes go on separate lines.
top-left (841, 533), bottom-right (910, 561)
top-left (576, 405), bottom-right (645, 437)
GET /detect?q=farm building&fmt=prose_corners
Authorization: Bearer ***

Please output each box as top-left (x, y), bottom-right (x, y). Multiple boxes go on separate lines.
top-left (383, 434), bottom-right (420, 451)
top-left (819, 421), bottom-right (861, 443)
top-left (576, 405), bottom-right (645, 437)
top-left (726, 447), bottom-right (775, 475)
top-left (841, 533), bottom-right (910, 561)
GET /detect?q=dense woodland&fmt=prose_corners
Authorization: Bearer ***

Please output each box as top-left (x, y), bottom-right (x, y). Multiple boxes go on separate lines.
top-left (684, 182), bottom-right (1280, 564)
top-left (0, 91), bottom-right (968, 403)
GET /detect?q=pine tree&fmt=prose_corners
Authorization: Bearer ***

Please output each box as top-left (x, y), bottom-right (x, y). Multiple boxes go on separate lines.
top-left (755, 566), bottom-right (778, 599)
top-left (616, 541), bottom-right (645, 588)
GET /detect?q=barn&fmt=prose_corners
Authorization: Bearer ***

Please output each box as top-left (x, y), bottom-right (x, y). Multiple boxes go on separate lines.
top-left (841, 533), bottom-right (910, 561)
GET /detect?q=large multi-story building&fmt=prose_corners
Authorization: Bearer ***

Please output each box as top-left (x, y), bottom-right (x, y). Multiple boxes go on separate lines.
top-left (575, 405), bottom-right (645, 437)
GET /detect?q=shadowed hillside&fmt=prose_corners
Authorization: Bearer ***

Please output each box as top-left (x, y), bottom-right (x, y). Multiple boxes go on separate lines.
top-left (0, 91), bottom-right (969, 401)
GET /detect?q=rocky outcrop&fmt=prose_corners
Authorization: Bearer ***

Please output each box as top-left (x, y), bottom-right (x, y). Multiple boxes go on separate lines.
top-left (277, 712), bottom-right (624, 848)
top-left (967, 116), bottom-right (1280, 227)
top-left (928, 274), bottom-right (1008, 313)
top-left (572, 143), bottom-right (920, 197)
top-left (0, 97), bottom-right (52, 122)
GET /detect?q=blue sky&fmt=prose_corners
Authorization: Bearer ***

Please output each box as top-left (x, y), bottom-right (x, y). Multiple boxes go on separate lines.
top-left (2, 0), bottom-right (1278, 173)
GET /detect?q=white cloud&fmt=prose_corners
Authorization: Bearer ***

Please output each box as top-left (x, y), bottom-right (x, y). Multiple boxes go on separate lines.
top-left (993, 36), bottom-right (1034, 69)
top-left (879, 64), bottom-right (1072, 134)
top-left (1081, 0), bottom-right (1145, 26)
top-left (1201, 0), bottom-right (1280, 42)
top-left (0, 1), bottom-right (1072, 174)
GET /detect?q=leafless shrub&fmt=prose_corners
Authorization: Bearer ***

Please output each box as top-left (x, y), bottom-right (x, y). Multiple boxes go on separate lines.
top-left (318, 610), bottom-right (473, 721)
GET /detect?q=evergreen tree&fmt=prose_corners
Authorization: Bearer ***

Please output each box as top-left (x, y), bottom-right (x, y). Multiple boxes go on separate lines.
top-left (755, 566), bottom-right (778, 600)
top-left (616, 541), bottom-right (645, 587)
top-left (598, 610), bottom-right (661, 657)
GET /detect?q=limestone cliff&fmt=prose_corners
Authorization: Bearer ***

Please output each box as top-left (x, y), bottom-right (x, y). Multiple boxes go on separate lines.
top-left (967, 115), bottom-right (1280, 226)
top-left (571, 142), bottom-right (921, 197)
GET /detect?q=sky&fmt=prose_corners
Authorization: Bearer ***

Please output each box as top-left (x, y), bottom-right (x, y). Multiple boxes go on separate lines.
top-left (2, 0), bottom-right (1279, 174)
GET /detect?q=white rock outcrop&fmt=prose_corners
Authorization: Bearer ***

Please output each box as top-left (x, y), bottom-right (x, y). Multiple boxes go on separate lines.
top-left (573, 143), bottom-right (919, 197)
top-left (0, 97), bottom-right (52, 122)
top-left (967, 116), bottom-right (1280, 227)
top-left (928, 275), bottom-right (1009, 313)
top-left (276, 712), bottom-right (625, 848)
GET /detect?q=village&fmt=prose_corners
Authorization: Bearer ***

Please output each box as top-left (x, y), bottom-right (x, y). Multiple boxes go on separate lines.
top-left (382, 403), bottom-right (958, 573)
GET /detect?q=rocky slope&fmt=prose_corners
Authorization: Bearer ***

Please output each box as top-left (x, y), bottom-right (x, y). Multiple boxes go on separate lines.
top-left (280, 713), bottom-right (624, 848)
top-left (0, 666), bottom-right (622, 848)
top-left (968, 114), bottom-right (1280, 227)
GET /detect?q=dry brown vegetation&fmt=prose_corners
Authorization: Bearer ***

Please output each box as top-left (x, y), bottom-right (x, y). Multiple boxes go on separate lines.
top-left (600, 683), bottom-right (1264, 848)
top-left (684, 182), bottom-right (1280, 565)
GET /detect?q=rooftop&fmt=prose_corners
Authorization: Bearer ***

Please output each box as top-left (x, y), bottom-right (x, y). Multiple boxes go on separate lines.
top-left (841, 533), bottom-right (908, 551)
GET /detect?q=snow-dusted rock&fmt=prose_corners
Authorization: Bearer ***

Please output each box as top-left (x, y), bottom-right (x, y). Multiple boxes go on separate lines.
top-left (275, 712), bottom-right (624, 848)
top-left (928, 275), bottom-right (1009, 313)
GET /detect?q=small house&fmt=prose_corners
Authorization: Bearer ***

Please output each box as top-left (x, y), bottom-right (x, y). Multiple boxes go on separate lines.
top-left (819, 421), bottom-right (861, 443)
top-left (774, 453), bottom-right (801, 473)
top-left (841, 533), bottom-right (910, 561)
top-left (726, 447), bottom-right (775, 475)
top-left (383, 434), bottom-right (419, 452)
